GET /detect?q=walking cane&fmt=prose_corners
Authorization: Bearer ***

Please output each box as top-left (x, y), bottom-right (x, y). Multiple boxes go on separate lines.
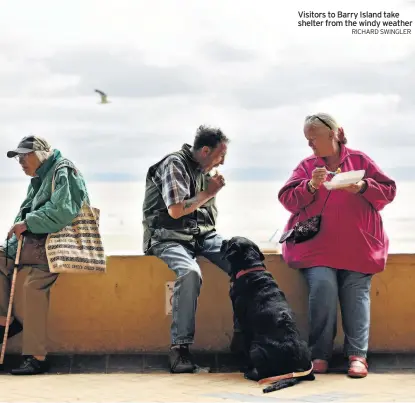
top-left (0, 236), bottom-right (23, 365)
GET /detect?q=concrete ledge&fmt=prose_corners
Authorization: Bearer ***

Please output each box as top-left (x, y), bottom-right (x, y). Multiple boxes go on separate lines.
top-left (1, 353), bottom-right (415, 374)
top-left (5, 253), bottom-right (415, 354)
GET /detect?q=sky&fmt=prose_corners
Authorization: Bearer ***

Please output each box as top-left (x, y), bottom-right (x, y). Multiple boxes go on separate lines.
top-left (0, 0), bottom-right (415, 183)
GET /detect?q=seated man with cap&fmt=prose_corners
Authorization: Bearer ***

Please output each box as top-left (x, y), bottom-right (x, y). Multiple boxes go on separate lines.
top-left (1, 135), bottom-right (89, 374)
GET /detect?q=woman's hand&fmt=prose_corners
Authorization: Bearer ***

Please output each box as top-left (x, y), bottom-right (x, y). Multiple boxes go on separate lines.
top-left (7, 221), bottom-right (27, 240)
top-left (341, 180), bottom-right (367, 194)
top-left (310, 167), bottom-right (328, 189)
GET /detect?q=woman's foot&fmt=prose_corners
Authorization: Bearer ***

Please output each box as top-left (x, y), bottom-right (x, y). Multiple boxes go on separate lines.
top-left (312, 359), bottom-right (328, 374)
top-left (348, 356), bottom-right (368, 378)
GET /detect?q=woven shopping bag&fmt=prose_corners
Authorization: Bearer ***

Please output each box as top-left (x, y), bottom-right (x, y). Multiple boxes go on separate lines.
top-left (45, 160), bottom-right (107, 274)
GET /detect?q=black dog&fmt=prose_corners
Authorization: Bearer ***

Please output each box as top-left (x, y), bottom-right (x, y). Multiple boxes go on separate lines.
top-left (221, 236), bottom-right (314, 393)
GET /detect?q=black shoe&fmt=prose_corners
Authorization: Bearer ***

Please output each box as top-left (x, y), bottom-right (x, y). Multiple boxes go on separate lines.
top-left (11, 356), bottom-right (49, 375)
top-left (169, 345), bottom-right (196, 374)
top-left (0, 319), bottom-right (23, 342)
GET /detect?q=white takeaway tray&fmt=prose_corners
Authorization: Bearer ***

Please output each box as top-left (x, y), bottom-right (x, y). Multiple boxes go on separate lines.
top-left (323, 170), bottom-right (365, 190)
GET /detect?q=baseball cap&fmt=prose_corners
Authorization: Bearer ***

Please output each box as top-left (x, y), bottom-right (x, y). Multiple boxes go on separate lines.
top-left (7, 136), bottom-right (51, 158)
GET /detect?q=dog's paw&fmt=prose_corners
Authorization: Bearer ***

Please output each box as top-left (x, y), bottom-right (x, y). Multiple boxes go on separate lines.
top-left (244, 368), bottom-right (259, 381)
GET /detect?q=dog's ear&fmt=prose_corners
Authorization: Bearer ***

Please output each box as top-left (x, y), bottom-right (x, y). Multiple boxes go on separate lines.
top-left (220, 240), bottom-right (228, 255)
top-left (254, 243), bottom-right (265, 261)
top-left (244, 245), bottom-right (265, 262)
top-left (221, 240), bottom-right (240, 260)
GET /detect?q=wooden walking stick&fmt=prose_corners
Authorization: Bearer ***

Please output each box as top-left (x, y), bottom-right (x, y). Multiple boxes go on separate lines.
top-left (0, 236), bottom-right (23, 365)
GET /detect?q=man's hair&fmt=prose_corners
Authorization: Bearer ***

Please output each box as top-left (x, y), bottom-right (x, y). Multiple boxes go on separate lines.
top-left (35, 149), bottom-right (54, 164)
top-left (193, 125), bottom-right (229, 151)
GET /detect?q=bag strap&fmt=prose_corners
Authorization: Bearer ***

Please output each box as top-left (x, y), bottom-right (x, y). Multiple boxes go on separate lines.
top-left (319, 190), bottom-right (331, 215)
top-left (50, 160), bottom-right (92, 211)
top-left (5, 238), bottom-right (8, 267)
top-left (51, 159), bottom-right (78, 193)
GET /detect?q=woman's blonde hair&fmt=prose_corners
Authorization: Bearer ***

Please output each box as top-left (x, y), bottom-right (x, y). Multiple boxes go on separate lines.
top-left (304, 113), bottom-right (347, 144)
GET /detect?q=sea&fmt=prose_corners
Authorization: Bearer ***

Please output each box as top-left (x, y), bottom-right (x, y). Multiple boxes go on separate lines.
top-left (0, 181), bottom-right (413, 255)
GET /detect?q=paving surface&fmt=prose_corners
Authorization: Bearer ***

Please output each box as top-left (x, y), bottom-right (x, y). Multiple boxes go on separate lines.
top-left (1, 372), bottom-right (414, 402)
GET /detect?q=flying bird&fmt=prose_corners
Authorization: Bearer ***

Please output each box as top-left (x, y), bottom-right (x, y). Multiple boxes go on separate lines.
top-left (94, 89), bottom-right (110, 104)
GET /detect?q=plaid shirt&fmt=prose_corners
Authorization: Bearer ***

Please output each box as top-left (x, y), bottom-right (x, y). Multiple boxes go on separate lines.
top-left (153, 156), bottom-right (192, 208)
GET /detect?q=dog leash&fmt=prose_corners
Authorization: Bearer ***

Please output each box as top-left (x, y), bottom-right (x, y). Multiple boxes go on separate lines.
top-left (257, 362), bottom-right (314, 386)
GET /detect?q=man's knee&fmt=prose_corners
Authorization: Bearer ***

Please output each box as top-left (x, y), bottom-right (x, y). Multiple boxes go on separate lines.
top-left (23, 272), bottom-right (58, 294)
top-left (0, 250), bottom-right (14, 277)
top-left (23, 277), bottom-right (40, 294)
top-left (179, 269), bottom-right (202, 288)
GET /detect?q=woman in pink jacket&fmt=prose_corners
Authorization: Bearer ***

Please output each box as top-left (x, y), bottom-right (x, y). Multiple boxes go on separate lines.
top-left (278, 113), bottom-right (396, 378)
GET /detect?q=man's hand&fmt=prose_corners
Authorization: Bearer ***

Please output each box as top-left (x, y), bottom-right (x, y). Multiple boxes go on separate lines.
top-left (7, 221), bottom-right (27, 240)
top-left (168, 173), bottom-right (226, 220)
top-left (340, 180), bottom-right (367, 194)
top-left (207, 173), bottom-right (226, 196)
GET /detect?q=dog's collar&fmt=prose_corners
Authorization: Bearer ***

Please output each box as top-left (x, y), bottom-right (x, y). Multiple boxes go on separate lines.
top-left (235, 267), bottom-right (265, 280)
top-left (257, 363), bottom-right (313, 386)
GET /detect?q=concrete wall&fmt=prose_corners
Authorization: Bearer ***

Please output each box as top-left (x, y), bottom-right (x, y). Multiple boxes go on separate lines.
top-left (7, 253), bottom-right (415, 354)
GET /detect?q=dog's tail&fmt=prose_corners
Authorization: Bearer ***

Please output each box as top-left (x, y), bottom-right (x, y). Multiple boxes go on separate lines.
top-left (263, 378), bottom-right (299, 393)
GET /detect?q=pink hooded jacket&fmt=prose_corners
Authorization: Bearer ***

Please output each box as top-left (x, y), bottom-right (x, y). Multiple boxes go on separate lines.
top-left (278, 146), bottom-right (396, 274)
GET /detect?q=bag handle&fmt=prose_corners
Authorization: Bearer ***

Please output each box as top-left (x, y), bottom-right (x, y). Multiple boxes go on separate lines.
top-left (51, 160), bottom-right (76, 193)
top-left (5, 238), bottom-right (8, 268)
top-left (319, 190), bottom-right (331, 215)
top-left (51, 160), bottom-right (91, 208)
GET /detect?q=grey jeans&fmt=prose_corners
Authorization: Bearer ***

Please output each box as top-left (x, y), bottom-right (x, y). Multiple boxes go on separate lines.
top-left (150, 232), bottom-right (235, 345)
top-left (301, 266), bottom-right (372, 360)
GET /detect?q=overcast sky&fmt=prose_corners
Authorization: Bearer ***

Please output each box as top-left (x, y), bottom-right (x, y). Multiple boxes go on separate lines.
top-left (1, 0), bottom-right (414, 182)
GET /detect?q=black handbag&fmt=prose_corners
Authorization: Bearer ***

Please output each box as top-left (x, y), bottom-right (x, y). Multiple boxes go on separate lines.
top-left (279, 191), bottom-right (331, 244)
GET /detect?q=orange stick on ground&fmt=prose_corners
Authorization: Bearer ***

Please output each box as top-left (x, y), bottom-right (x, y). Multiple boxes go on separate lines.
top-left (0, 237), bottom-right (23, 365)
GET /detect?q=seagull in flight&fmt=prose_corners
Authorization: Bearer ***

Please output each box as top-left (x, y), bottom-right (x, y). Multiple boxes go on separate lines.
top-left (94, 89), bottom-right (110, 104)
